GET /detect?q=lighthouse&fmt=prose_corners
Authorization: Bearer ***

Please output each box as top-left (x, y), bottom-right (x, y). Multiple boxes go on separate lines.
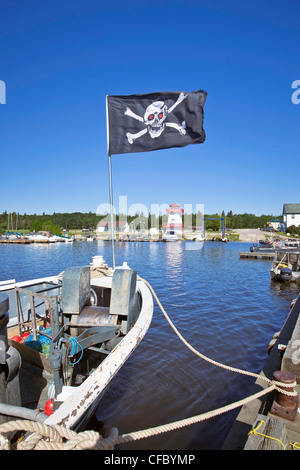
top-left (162, 203), bottom-right (184, 241)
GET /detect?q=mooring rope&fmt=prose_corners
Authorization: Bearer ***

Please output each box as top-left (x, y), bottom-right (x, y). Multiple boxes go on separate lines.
top-left (137, 276), bottom-right (297, 397)
top-left (0, 277), bottom-right (297, 450)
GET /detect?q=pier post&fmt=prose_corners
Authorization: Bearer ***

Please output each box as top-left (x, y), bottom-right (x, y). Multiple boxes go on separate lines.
top-left (271, 370), bottom-right (299, 421)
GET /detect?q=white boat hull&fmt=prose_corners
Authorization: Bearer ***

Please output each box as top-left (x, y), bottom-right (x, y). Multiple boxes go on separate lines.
top-left (1, 267), bottom-right (153, 431)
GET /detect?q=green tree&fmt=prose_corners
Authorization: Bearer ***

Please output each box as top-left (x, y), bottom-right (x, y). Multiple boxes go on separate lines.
top-left (30, 219), bottom-right (42, 232)
top-left (41, 220), bottom-right (61, 234)
top-left (0, 222), bottom-right (7, 234)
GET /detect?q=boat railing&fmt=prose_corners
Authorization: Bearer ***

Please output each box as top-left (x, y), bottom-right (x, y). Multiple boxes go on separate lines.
top-left (274, 251), bottom-right (287, 266)
top-left (280, 252), bottom-right (287, 263)
top-left (14, 285), bottom-right (61, 341)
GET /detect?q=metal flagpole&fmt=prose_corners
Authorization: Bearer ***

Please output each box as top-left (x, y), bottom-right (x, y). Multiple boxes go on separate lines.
top-left (106, 96), bottom-right (115, 269)
top-left (108, 153), bottom-right (115, 269)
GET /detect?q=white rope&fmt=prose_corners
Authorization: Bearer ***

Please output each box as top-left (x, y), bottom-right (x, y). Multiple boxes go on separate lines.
top-left (138, 276), bottom-right (297, 397)
top-left (116, 385), bottom-right (276, 445)
top-left (0, 420), bottom-right (118, 450)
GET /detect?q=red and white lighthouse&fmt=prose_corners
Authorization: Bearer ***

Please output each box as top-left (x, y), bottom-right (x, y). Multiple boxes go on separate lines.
top-left (163, 203), bottom-right (184, 238)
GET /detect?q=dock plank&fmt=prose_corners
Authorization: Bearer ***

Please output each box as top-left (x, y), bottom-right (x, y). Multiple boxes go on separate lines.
top-left (244, 414), bottom-right (288, 450)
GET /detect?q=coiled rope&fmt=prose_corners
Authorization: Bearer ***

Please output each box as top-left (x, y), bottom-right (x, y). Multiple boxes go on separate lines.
top-left (0, 420), bottom-right (119, 450)
top-left (0, 277), bottom-right (297, 450)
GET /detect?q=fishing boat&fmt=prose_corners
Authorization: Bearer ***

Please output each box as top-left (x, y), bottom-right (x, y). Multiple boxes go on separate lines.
top-left (250, 240), bottom-right (300, 254)
top-left (0, 259), bottom-right (153, 433)
top-left (270, 250), bottom-right (300, 282)
top-left (250, 243), bottom-right (275, 253)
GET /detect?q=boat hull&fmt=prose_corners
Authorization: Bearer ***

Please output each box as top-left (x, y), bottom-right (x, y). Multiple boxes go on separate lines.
top-left (45, 276), bottom-right (153, 430)
top-left (1, 268), bottom-right (153, 431)
top-left (270, 250), bottom-right (300, 283)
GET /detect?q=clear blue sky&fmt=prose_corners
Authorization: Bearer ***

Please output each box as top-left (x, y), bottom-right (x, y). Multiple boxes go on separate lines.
top-left (0, 0), bottom-right (299, 217)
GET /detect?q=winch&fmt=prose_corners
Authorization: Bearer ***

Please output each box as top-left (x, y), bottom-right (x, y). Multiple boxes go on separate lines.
top-left (48, 266), bottom-right (141, 395)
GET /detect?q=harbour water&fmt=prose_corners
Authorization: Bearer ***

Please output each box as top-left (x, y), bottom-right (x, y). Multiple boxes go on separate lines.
top-left (0, 240), bottom-right (299, 450)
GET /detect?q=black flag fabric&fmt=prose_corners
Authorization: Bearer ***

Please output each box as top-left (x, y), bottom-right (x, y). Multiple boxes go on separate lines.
top-left (106, 89), bottom-right (207, 155)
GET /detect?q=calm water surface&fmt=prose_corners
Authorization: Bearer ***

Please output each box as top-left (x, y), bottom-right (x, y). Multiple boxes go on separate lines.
top-left (0, 240), bottom-right (299, 450)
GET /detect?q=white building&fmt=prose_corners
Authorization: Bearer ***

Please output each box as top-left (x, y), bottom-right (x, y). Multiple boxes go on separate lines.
top-left (268, 219), bottom-right (282, 230)
top-left (283, 204), bottom-right (300, 228)
top-left (163, 203), bottom-right (184, 236)
top-left (97, 220), bottom-right (129, 233)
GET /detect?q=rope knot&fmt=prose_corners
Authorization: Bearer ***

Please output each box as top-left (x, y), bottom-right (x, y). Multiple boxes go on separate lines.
top-left (272, 379), bottom-right (298, 396)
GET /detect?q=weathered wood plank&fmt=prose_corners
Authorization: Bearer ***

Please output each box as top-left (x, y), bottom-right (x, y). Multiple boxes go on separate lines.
top-left (244, 414), bottom-right (287, 450)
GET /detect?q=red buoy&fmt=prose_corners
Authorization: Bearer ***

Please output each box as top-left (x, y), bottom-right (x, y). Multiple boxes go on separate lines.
top-left (44, 398), bottom-right (55, 416)
top-left (11, 335), bottom-right (21, 342)
top-left (21, 332), bottom-right (30, 342)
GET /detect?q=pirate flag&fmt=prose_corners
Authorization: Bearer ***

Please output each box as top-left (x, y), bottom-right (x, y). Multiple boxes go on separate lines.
top-left (106, 89), bottom-right (207, 155)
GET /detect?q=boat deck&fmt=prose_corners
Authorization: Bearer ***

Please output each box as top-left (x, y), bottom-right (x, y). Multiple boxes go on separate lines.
top-left (18, 360), bottom-right (52, 411)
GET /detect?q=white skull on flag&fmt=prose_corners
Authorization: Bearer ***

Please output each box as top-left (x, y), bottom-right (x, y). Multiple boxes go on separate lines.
top-left (124, 92), bottom-right (187, 144)
top-left (144, 101), bottom-right (168, 138)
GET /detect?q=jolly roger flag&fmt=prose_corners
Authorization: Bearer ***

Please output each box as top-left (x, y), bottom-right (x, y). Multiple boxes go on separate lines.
top-left (106, 89), bottom-right (207, 155)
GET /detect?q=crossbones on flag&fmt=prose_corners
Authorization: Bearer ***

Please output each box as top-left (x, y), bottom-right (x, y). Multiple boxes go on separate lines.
top-left (106, 89), bottom-right (207, 155)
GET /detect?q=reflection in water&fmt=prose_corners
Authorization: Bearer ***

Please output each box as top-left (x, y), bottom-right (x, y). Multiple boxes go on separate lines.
top-left (270, 279), bottom-right (300, 299)
top-left (0, 241), bottom-right (299, 449)
top-left (164, 242), bottom-right (184, 276)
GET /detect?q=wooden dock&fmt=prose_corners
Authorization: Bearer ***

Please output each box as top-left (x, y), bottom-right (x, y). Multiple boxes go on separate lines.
top-left (0, 239), bottom-right (32, 244)
top-left (222, 294), bottom-right (300, 450)
top-left (239, 251), bottom-right (274, 259)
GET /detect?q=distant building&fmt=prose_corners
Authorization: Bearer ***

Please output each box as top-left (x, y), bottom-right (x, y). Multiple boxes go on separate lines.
top-left (96, 220), bottom-right (129, 233)
top-left (268, 219), bottom-right (282, 230)
top-left (283, 204), bottom-right (300, 228)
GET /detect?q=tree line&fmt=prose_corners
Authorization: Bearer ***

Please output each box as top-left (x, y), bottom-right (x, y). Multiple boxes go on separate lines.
top-left (205, 211), bottom-right (281, 231)
top-left (0, 211), bottom-right (104, 233)
top-left (0, 210), bottom-right (281, 234)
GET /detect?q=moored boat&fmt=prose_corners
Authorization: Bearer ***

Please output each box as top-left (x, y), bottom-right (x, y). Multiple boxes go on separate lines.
top-left (270, 250), bottom-right (300, 282)
top-left (0, 260), bottom-right (153, 433)
top-left (250, 239), bottom-right (300, 254)
top-left (162, 203), bottom-right (183, 242)
top-left (25, 233), bottom-right (51, 243)
top-left (162, 229), bottom-right (179, 242)
top-left (250, 244), bottom-right (275, 253)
